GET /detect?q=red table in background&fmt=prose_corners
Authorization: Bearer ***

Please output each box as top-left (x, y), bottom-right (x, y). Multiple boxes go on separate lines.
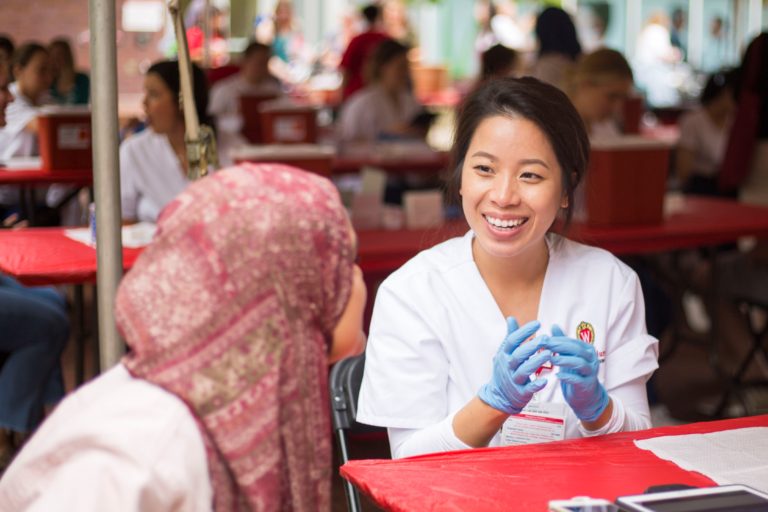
top-left (0, 168), bottom-right (92, 186)
top-left (0, 228), bottom-right (141, 286)
top-left (341, 414), bottom-right (767, 512)
top-left (2, 196), bottom-right (767, 288)
top-left (0, 167), bottom-right (92, 225)
top-left (357, 196), bottom-right (768, 272)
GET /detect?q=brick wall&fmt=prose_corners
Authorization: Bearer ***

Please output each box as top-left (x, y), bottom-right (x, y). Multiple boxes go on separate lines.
top-left (0, 0), bottom-right (167, 96)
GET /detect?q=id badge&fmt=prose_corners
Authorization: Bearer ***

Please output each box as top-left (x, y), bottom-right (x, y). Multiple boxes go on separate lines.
top-left (500, 399), bottom-right (567, 446)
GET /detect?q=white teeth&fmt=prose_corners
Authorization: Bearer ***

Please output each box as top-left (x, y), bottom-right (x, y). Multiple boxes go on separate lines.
top-left (485, 215), bottom-right (525, 228)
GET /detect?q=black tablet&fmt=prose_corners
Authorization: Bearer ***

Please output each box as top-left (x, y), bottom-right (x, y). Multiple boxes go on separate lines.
top-left (617, 484), bottom-right (768, 512)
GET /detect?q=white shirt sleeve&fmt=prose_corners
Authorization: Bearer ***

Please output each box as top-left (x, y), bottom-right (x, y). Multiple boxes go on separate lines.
top-left (207, 80), bottom-right (231, 118)
top-left (0, 365), bottom-right (212, 512)
top-left (119, 138), bottom-right (141, 221)
top-left (387, 411), bottom-right (471, 459)
top-left (0, 95), bottom-right (39, 160)
top-left (594, 271), bottom-right (659, 435)
top-left (336, 93), bottom-right (377, 143)
top-left (357, 280), bottom-right (452, 429)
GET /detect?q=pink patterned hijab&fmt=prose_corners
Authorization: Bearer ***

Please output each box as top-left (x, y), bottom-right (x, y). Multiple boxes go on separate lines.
top-left (117, 163), bottom-right (354, 511)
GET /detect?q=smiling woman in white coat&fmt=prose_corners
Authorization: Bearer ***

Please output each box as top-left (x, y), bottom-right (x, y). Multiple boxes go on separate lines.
top-left (357, 77), bottom-right (659, 459)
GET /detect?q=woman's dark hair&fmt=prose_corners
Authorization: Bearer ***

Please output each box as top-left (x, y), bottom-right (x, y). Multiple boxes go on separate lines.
top-left (700, 69), bottom-right (735, 106)
top-left (147, 60), bottom-right (211, 127)
top-left (480, 44), bottom-right (518, 82)
top-left (366, 38), bottom-right (408, 83)
top-left (49, 38), bottom-right (76, 70)
top-left (12, 42), bottom-right (47, 70)
top-left (243, 40), bottom-right (271, 58)
top-left (362, 3), bottom-right (381, 25)
top-left (449, 77), bottom-right (590, 226)
top-left (0, 35), bottom-right (14, 58)
top-left (535, 7), bottom-right (581, 60)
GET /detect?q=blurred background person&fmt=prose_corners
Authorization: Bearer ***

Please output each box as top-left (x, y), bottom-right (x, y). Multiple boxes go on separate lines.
top-left (701, 16), bottom-right (731, 74)
top-left (185, 4), bottom-right (230, 68)
top-left (676, 70), bottom-right (736, 196)
top-left (382, 0), bottom-right (415, 47)
top-left (669, 7), bottom-right (687, 61)
top-left (337, 39), bottom-right (425, 144)
top-left (633, 12), bottom-right (685, 108)
top-left (0, 42), bottom-right (52, 161)
top-left (120, 60), bottom-right (210, 223)
top-left (477, 43), bottom-right (518, 87)
top-left (575, 2), bottom-right (609, 53)
top-left (255, 0), bottom-right (312, 86)
top-left (474, 0), bottom-right (497, 54)
top-left (47, 38), bottom-right (89, 106)
top-left (531, 6), bottom-right (582, 90)
top-left (208, 41), bottom-right (282, 165)
top-left (489, 1), bottom-right (533, 52)
top-left (0, 42), bottom-right (54, 224)
top-left (339, 2), bottom-right (389, 103)
top-left (0, 58), bottom-right (68, 475)
top-left (566, 48), bottom-right (634, 138)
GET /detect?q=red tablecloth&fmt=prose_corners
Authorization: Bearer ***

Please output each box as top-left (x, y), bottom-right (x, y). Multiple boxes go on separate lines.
top-left (0, 168), bottom-right (92, 185)
top-left (567, 196), bottom-right (768, 255)
top-left (341, 414), bottom-right (768, 512)
top-left (356, 197), bottom-right (768, 273)
top-left (0, 228), bottom-right (142, 286)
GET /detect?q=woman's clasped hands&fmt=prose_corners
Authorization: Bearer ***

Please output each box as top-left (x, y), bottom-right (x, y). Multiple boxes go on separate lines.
top-left (478, 318), bottom-right (551, 415)
top-left (478, 318), bottom-right (609, 422)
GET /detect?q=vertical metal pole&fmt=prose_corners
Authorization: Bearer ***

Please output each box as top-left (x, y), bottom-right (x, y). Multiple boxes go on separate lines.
top-left (89, 0), bottom-right (124, 371)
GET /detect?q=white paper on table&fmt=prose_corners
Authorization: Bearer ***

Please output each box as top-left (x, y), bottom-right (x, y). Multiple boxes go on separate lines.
top-left (0, 156), bottom-right (43, 169)
top-left (65, 222), bottom-right (156, 249)
top-left (634, 427), bottom-right (768, 493)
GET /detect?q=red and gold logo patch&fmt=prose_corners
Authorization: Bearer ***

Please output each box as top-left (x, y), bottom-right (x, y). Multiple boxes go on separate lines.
top-left (576, 321), bottom-right (595, 345)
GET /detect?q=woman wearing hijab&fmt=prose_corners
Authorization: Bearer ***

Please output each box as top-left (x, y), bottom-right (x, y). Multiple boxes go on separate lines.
top-left (0, 163), bottom-right (368, 511)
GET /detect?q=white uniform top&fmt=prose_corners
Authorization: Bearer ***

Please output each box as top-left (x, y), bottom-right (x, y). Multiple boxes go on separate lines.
top-left (0, 83), bottom-right (48, 205)
top-left (677, 107), bottom-right (731, 178)
top-left (207, 74), bottom-right (282, 166)
top-left (357, 232), bottom-right (659, 456)
top-left (119, 129), bottom-right (189, 223)
top-left (0, 82), bottom-right (43, 160)
top-left (336, 85), bottom-right (422, 143)
top-left (0, 364), bottom-right (212, 512)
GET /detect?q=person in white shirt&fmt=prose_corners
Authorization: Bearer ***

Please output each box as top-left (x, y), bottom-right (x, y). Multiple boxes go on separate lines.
top-left (207, 41), bottom-right (282, 165)
top-left (0, 43), bottom-right (52, 161)
top-left (120, 60), bottom-right (211, 223)
top-left (336, 39), bottom-right (424, 144)
top-left (566, 48), bottom-right (635, 139)
top-left (676, 70), bottom-right (736, 196)
top-left (0, 42), bottom-right (52, 214)
top-left (0, 163), bottom-right (368, 511)
top-left (357, 77), bottom-right (659, 459)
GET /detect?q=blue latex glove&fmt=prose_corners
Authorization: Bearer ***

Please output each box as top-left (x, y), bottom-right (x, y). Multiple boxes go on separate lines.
top-left (545, 325), bottom-right (610, 422)
top-left (478, 317), bottom-right (552, 415)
